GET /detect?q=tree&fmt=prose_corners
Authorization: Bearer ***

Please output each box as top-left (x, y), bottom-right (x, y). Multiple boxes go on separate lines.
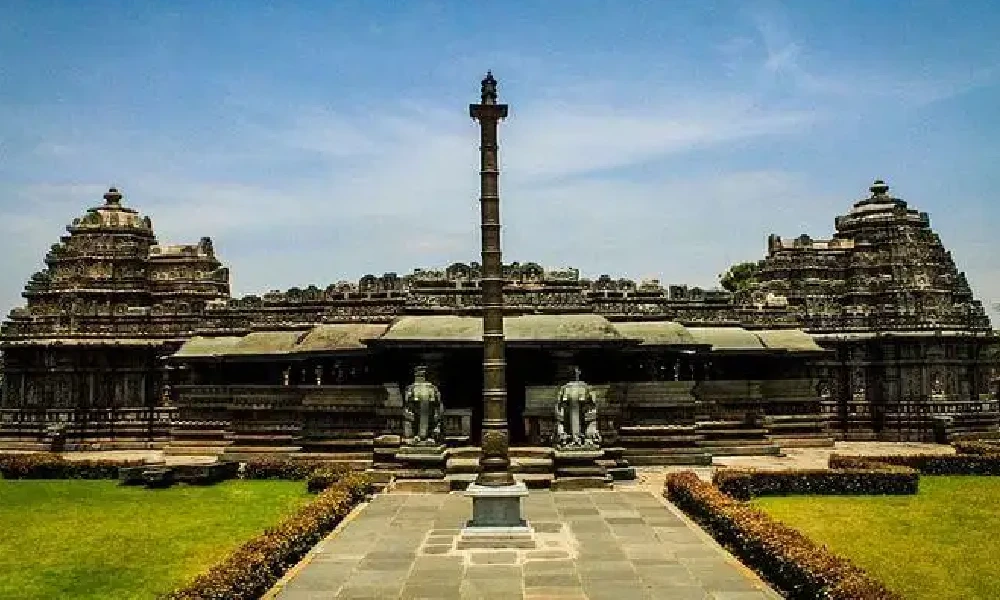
top-left (719, 261), bottom-right (760, 293)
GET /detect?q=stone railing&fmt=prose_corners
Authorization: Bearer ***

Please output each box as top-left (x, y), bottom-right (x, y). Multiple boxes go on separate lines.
top-left (0, 406), bottom-right (176, 440)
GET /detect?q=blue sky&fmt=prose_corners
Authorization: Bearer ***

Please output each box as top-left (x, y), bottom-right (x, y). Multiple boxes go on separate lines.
top-left (1, 0), bottom-right (998, 323)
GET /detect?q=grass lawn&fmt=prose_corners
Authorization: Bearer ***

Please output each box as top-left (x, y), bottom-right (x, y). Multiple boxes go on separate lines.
top-left (754, 476), bottom-right (1000, 600)
top-left (0, 479), bottom-right (310, 600)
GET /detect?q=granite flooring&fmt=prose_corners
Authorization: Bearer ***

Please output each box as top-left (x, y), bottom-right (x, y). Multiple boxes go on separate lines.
top-left (273, 490), bottom-right (779, 600)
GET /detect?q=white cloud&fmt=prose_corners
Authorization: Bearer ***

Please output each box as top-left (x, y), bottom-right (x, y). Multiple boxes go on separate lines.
top-left (746, 6), bottom-right (997, 107)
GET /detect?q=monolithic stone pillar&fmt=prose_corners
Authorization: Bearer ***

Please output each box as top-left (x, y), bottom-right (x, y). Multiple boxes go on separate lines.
top-left (471, 71), bottom-right (514, 488)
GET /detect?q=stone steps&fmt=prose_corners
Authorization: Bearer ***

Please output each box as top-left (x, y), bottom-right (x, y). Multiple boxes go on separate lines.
top-left (62, 441), bottom-right (167, 451)
top-left (619, 425), bottom-right (698, 434)
top-left (445, 472), bottom-right (553, 490)
top-left (445, 456), bottom-right (553, 474)
top-left (697, 427), bottom-right (769, 438)
top-left (222, 446), bottom-right (303, 459)
top-left (443, 447), bottom-right (559, 489)
top-left (619, 447), bottom-right (712, 466)
top-left (618, 434), bottom-right (705, 445)
top-left (225, 434), bottom-right (301, 443)
top-left (696, 438), bottom-right (774, 447)
top-left (163, 445), bottom-right (229, 457)
top-left (702, 443), bottom-right (782, 457)
top-left (169, 429), bottom-right (229, 438)
top-left (293, 451), bottom-right (372, 461)
top-left (447, 446), bottom-right (554, 459)
top-left (767, 434), bottom-right (835, 448)
top-left (301, 439), bottom-right (375, 450)
top-left (0, 441), bottom-right (49, 451)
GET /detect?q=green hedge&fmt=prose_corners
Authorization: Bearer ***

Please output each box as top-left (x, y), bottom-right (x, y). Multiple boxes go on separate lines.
top-left (237, 458), bottom-right (351, 481)
top-left (0, 453), bottom-right (149, 479)
top-left (713, 467), bottom-right (919, 501)
top-left (828, 453), bottom-right (1000, 476)
top-left (665, 471), bottom-right (900, 600)
top-left (306, 466), bottom-right (351, 494)
top-left (168, 471), bottom-right (372, 600)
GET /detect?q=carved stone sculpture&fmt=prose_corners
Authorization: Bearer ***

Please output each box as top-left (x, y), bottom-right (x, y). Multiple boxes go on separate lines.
top-left (931, 371), bottom-right (945, 397)
top-left (554, 366), bottom-right (601, 449)
top-left (403, 366), bottom-right (443, 445)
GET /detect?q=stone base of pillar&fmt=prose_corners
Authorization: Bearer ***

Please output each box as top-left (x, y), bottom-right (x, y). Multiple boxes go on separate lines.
top-left (463, 482), bottom-right (531, 529)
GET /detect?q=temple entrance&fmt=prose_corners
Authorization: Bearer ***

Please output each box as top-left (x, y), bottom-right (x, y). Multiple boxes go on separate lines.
top-left (507, 348), bottom-right (555, 445)
top-left (434, 348), bottom-right (553, 446)
top-left (436, 350), bottom-right (483, 443)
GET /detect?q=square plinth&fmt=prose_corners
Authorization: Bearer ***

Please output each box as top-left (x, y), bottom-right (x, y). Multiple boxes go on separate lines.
top-left (463, 482), bottom-right (531, 530)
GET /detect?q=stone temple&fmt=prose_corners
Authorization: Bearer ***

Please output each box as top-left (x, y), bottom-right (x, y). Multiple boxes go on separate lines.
top-left (0, 97), bottom-right (996, 488)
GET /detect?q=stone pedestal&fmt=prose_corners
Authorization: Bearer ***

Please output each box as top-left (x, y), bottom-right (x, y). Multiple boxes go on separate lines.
top-left (552, 448), bottom-right (611, 490)
top-left (458, 482), bottom-right (534, 548)
top-left (464, 482), bottom-right (530, 529)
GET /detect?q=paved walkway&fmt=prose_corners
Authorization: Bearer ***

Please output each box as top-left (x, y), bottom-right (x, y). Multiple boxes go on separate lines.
top-left (273, 490), bottom-right (779, 600)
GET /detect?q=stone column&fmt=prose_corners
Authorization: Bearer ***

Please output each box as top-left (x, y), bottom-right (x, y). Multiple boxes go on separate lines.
top-left (471, 72), bottom-right (514, 488)
top-left (462, 72), bottom-right (531, 537)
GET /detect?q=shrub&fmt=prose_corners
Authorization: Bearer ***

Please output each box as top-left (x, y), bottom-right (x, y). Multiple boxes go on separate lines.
top-left (306, 466), bottom-right (351, 494)
top-left (829, 453), bottom-right (1000, 476)
top-left (665, 471), bottom-right (900, 600)
top-left (0, 453), bottom-right (148, 480)
top-left (713, 468), bottom-right (918, 501)
top-left (168, 472), bottom-right (372, 600)
top-left (237, 458), bottom-right (348, 481)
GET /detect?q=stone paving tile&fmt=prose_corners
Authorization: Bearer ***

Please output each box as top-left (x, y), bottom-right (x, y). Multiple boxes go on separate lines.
top-left (469, 550), bottom-right (518, 564)
top-left (635, 562), bottom-right (702, 587)
top-left (356, 557), bottom-right (413, 572)
top-left (644, 584), bottom-right (712, 600)
top-left (524, 572), bottom-right (582, 588)
top-left (580, 580), bottom-right (649, 600)
top-left (275, 489), bottom-right (780, 600)
top-left (276, 563), bottom-right (349, 595)
top-left (336, 584), bottom-right (406, 599)
top-left (524, 588), bottom-right (588, 600)
top-left (461, 579), bottom-right (524, 600)
top-left (400, 583), bottom-right (462, 600)
top-left (523, 560), bottom-right (575, 575)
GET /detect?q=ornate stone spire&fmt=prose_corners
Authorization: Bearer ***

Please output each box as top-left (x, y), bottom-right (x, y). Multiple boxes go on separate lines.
top-left (869, 179), bottom-right (890, 197)
top-left (480, 71), bottom-right (498, 105)
top-left (103, 187), bottom-right (123, 206)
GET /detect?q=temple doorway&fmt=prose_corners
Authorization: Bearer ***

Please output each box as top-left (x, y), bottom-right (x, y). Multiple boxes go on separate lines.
top-left (436, 350), bottom-right (483, 443)
top-left (507, 348), bottom-right (555, 445)
top-left (435, 348), bottom-right (553, 446)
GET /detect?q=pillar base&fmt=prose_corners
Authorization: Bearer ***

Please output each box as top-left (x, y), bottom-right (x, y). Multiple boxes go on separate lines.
top-left (463, 482), bottom-right (530, 529)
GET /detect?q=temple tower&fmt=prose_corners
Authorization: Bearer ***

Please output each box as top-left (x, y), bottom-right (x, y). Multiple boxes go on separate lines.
top-left (470, 72), bottom-right (515, 487)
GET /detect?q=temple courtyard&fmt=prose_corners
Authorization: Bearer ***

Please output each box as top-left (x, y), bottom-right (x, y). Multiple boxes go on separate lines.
top-left (271, 489), bottom-right (779, 600)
